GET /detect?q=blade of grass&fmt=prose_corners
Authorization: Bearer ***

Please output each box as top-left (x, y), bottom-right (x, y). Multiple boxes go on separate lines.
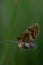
top-left (7, 3), bottom-right (19, 40)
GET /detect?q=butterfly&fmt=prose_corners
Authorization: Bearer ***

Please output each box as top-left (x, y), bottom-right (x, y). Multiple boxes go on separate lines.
top-left (17, 23), bottom-right (40, 49)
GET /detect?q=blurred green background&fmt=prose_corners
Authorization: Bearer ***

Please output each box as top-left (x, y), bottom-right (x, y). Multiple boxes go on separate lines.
top-left (0, 0), bottom-right (43, 65)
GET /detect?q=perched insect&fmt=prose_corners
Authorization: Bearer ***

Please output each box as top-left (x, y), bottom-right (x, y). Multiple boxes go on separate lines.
top-left (17, 23), bottom-right (40, 49)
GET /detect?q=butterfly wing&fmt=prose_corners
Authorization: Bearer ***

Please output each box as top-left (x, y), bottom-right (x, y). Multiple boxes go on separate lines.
top-left (17, 23), bottom-right (40, 49)
top-left (28, 23), bottom-right (40, 39)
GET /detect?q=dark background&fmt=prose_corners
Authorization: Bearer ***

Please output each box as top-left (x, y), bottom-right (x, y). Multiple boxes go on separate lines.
top-left (0, 0), bottom-right (43, 65)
